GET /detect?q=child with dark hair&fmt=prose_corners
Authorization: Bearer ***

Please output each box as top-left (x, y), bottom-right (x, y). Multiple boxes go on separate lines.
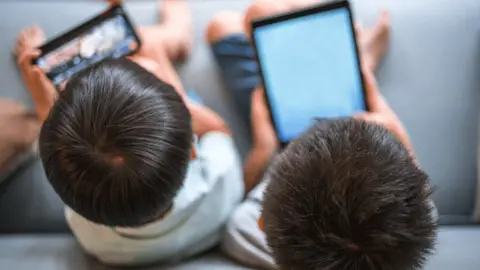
top-left (263, 117), bottom-right (437, 270)
top-left (40, 58), bottom-right (194, 228)
top-left (231, 72), bottom-right (437, 270)
top-left (223, 71), bottom-right (438, 270)
top-left (14, 0), bottom-right (268, 266)
top-left (208, 0), bottom-right (437, 269)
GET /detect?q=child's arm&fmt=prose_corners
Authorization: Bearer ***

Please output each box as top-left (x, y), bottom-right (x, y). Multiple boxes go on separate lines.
top-left (187, 102), bottom-right (231, 138)
top-left (243, 146), bottom-right (274, 193)
top-left (243, 88), bottom-right (278, 193)
top-left (18, 50), bottom-right (57, 123)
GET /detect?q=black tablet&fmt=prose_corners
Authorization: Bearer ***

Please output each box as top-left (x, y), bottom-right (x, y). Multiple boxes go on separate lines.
top-left (251, 0), bottom-right (367, 146)
top-left (32, 4), bottom-right (141, 87)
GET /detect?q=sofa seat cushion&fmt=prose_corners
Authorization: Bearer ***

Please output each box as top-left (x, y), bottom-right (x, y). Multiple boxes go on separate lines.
top-left (0, 235), bottom-right (251, 270)
top-left (425, 226), bottom-right (480, 269)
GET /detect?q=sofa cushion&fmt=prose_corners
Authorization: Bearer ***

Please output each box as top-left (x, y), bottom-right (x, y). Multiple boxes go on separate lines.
top-left (352, 0), bottom-right (480, 223)
top-left (425, 226), bottom-right (480, 269)
top-left (0, 235), bottom-right (251, 270)
top-left (0, 228), bottom-right (479, 270)
top-left (0, 159), bottom-right (68, 233)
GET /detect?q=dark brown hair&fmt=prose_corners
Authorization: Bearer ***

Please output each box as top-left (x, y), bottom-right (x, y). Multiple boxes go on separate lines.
top-left (39, 58), bottom-right (192, 227)
top-left (263, 118), bottom-right (437, 270)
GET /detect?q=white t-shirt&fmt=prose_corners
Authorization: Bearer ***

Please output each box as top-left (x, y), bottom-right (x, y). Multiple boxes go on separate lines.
top-left (222, 177), bottom-right (438, 270)
top-left (222, 178), bottom-right (275, 269)
top-left (66, 132), bottom-right (244, 266)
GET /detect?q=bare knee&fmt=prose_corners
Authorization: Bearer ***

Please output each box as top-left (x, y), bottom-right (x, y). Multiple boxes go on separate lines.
top-left (206, 11), bottom-right (244, 44)
top-left (244, 0), bottom-right (318, 36)
top-left (245, 0), bottom-right (277, 20)
top-left (244, 0), bottom-right (287, 36)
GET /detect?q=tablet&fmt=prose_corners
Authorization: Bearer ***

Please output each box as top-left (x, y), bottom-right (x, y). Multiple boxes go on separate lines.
top-left (251, 0), bottom-right (367, 146)
top-left (32, 4), bottom-right (141, 87)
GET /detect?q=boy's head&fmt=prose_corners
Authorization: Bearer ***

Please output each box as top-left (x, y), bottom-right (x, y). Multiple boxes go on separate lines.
top-left (39, 59), bottom-right (192, 227)
top-left (262, 119), bottom-right (437, 270)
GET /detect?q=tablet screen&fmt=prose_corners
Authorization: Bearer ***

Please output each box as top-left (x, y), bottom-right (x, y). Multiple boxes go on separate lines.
top-left (253, 6), bottom-right (365, 143)
top-left (35, 8), bottom-right (139, 86)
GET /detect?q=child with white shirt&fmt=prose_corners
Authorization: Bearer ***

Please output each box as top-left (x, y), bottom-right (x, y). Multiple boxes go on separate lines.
top-left (15, 0), bottom-right (269, 266)
top-left (38, 58), bottom-right (247, 266)
top-left (208, 0), bottom-right (437, 269)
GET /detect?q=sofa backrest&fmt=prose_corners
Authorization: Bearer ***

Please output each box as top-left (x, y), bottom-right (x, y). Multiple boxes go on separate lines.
top-left (353, 0), bottom-right (480, 224)
top-left (0, 0), bottom-right (479, 233)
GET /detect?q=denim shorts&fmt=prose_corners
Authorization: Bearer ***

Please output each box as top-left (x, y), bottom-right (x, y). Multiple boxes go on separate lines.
top-left (210, 34), bottom-right (261, 126)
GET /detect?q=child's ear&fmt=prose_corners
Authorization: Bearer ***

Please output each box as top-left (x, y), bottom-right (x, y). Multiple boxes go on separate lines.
top-left (191, 145), bottom-right (197, 160)
top-left (258, 216), bottom-right (265, 232)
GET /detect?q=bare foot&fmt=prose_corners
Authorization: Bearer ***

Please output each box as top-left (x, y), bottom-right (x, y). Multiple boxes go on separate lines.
top-left (15, 26), bottom-right (56, 122)
top-left (356, 11), bottom-right (390, 71)
top-left (159, 0), bottom-right (192, 61)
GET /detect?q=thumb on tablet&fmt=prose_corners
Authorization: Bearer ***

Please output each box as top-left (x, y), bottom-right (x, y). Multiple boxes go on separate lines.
top-left (17, 49), bottom-right (41, 69)
top-left (244, 0), bottom-right (316, 38)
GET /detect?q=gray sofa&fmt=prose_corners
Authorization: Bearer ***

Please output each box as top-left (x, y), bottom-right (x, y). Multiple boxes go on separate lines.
top-left (1, 0), bottom-right (480, 269)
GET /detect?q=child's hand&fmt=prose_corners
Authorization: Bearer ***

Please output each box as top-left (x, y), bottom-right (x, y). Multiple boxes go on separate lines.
top-left (242, 88), bottom-right (278, 193)
top-left (251, 87), bottom-right (278, 155)
top-left (187, 101), bottom-right (230, 137)
top-left (355, 68), bottom-right (413, 152)
top-left (18, 49), bottom-right (57, 122)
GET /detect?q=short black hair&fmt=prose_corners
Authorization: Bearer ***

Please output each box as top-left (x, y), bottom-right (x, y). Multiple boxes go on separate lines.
top-left (262, 119), bottom-right (437, 270)
top-left (39, 58), bottom-right (192, 227)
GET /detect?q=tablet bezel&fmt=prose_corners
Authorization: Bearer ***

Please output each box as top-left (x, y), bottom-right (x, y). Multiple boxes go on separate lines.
top-left (32, 4), bottom-right (141, 82)
top-left (251, 0), bottom-right (368, 147)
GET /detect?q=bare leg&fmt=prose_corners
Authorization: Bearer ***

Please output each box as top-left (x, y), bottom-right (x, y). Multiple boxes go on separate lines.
top-left (15, 26), bottom-right (57, 122)
top-left (130, 49), bottom-right (187, 98)
top-left (129, 0), bottom-right (192, 98)
top-left (136, 0), bottom-right (192, 63)
top-left (206, 11), bottom-right (245, 44)
top-left (211, 0), bottom-right (390, 71)
top-left (243, 0), bottom-right (321, 38)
